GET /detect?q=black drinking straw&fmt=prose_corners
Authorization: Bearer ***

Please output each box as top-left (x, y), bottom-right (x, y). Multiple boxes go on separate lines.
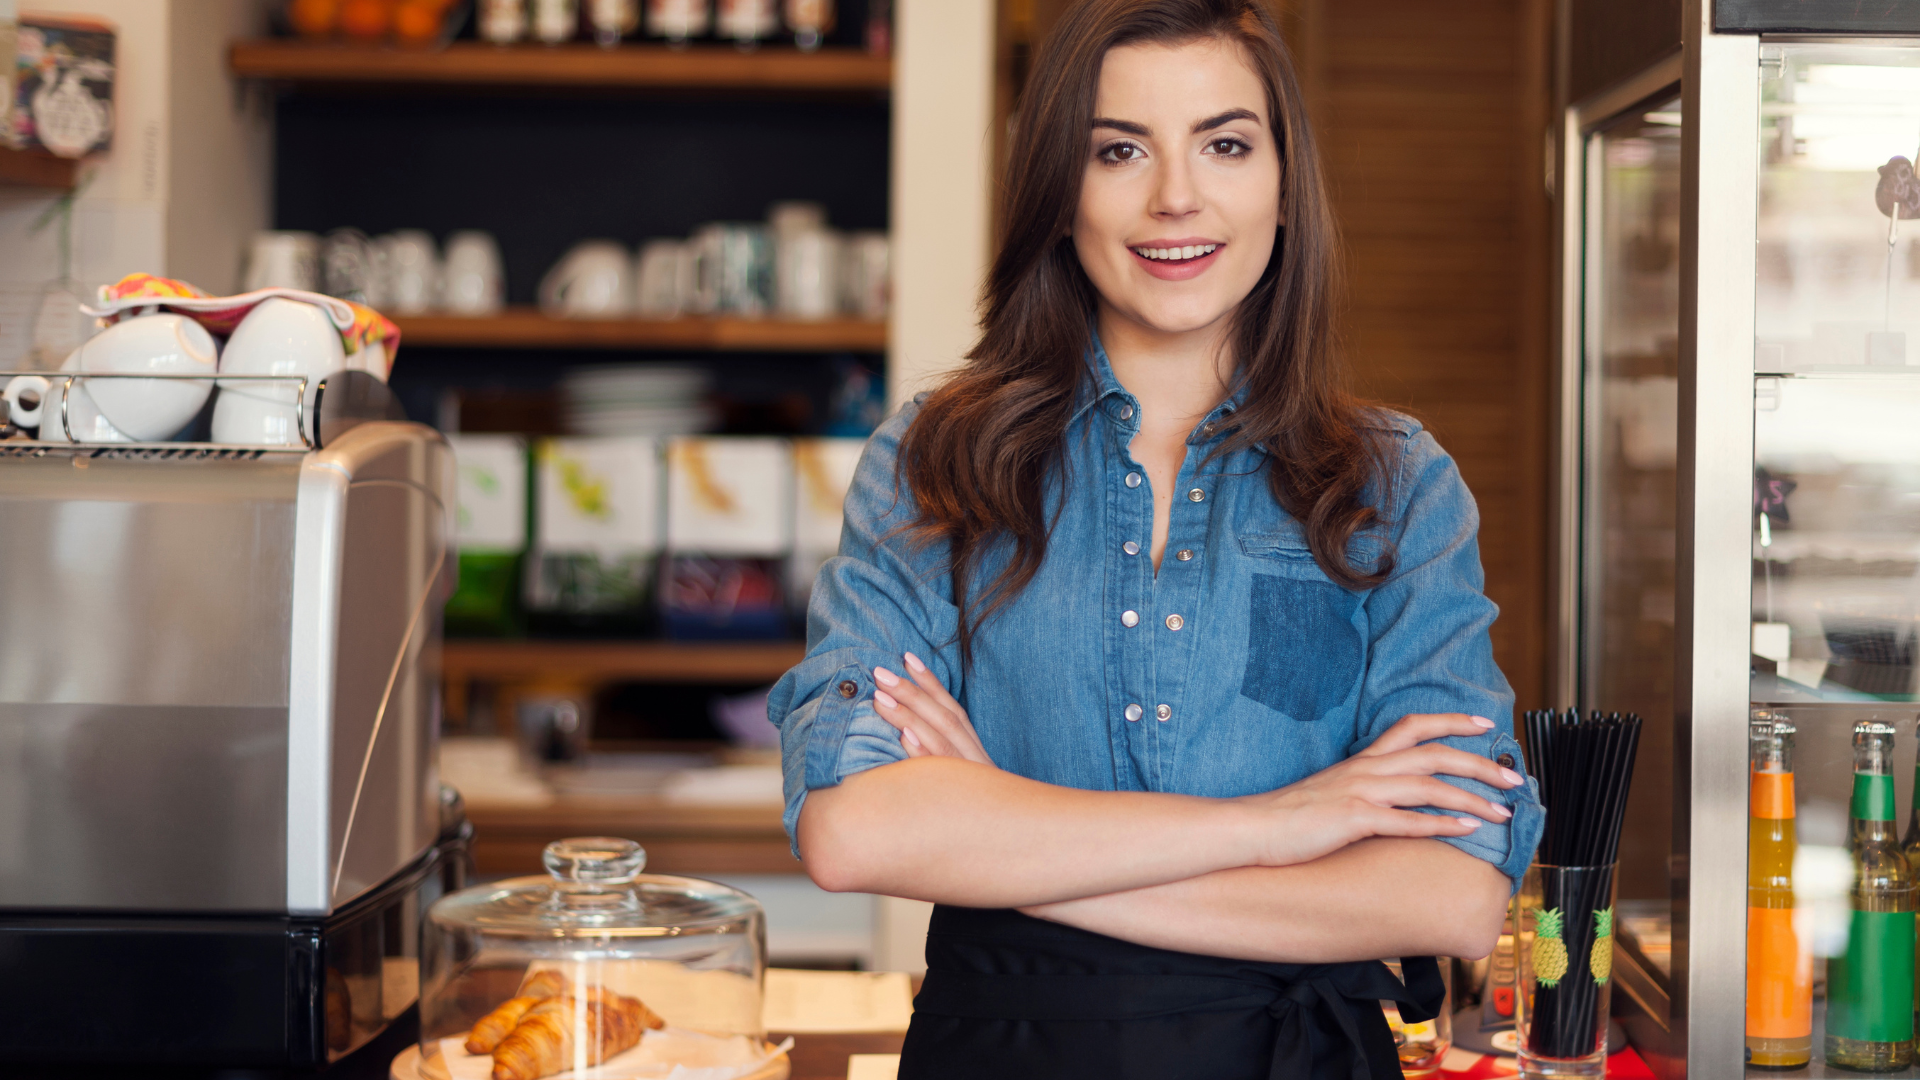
top-left (1516, 708), bottom-right (1643, 1059)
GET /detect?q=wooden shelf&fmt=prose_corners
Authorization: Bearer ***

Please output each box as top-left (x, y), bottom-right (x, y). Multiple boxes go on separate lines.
top-left (228, 40), bottom-right (891, 93)
top-left (396, 309), bottom-right (887, 351)
top-left (443, 639), bottom-right (806, 684)
top-left (0, 146), bottom-right (80, 189)
top-left (467, 798), bottom-right (790, 876)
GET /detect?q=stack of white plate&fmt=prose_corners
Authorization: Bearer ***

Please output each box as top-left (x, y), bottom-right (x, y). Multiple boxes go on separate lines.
top-left (562, 364), bottom-right (716, 436)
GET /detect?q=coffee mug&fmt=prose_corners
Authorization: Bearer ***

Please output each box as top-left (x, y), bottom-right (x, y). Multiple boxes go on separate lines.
top-left (635, 239), bottom-right (694, 317)
top-left (539, 240), bottom-right (633, 319)
top-left (842, 231), bottom-right (890, 320)
top-left (71, 313), bottom-right (219, 441)
top-left (443, 231), bottom-right (505, 316)
top-left (11, 372), bottom-right (134, 443)
top-left (215, 297), bottom-right (348, 446)
top-left (775, 227), bottom-right (842, 320)
top-left (381, 230), bottom-right (440, 315)
top-left (243, 231), bottom-right (321, 293)
top-left (690, 223), bottom-right (773, 316)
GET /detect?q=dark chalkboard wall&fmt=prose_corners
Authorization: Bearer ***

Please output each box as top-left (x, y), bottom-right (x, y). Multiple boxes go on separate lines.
top-left (273, 95), bottom-right (890, 308)
top-left (1716, 0), bottom-right (1920, 33)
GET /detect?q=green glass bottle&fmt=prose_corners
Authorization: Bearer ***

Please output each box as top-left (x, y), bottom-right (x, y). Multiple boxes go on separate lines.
top-left (1826, 721), bottom-right (1916, 1071)
top-left (1902, 714), bottom-right (1920, 1031)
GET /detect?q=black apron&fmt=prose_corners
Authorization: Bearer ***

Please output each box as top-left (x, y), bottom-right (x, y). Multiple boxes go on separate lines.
top-left (899, 905), bottom-right (1445, 1080)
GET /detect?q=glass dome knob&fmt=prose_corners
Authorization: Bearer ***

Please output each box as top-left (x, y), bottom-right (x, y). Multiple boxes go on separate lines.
top-left (544, 837), bottom-right (647, 886)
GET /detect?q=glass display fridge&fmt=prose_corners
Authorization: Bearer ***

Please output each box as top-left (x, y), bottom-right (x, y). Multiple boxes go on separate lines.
top-left (1558, 2), bottom-right (1920, 1075)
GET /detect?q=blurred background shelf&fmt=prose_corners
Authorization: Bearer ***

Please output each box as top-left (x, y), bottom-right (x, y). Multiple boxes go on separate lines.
top-left (443, 638), bottom-right (806, 684)
top-left (396, 309), bottom-right (887, 351)
top-left (227, 40), bottom-right (892, 93)
top-left (465, 797), bottom-right (790, 876)
top-left (0, 146), bottom-right (80, 189)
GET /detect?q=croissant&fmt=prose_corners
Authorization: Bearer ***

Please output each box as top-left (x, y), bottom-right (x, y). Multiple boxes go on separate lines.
top-left (490, 987), bottom-right (665, 1080)
top-left (464, 970), bottom-right (573, 1054)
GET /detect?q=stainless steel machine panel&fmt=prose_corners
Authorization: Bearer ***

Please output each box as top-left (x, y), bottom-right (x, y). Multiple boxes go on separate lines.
top-left (0, 455), bottom-right (301, 910)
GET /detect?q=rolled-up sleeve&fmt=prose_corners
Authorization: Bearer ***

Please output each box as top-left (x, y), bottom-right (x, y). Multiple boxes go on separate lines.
top-left (1351, 424), bottom-right (1544, 893)
top-left (767, 402), bottom-right (962, 857)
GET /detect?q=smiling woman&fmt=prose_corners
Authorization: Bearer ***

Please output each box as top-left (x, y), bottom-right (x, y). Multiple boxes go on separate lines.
top-left (767, 1), bottom-right (1545, 1078)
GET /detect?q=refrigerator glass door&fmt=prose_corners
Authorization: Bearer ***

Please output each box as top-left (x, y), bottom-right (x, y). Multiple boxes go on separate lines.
top-left (1582, 97), bottom-right (1683, 902)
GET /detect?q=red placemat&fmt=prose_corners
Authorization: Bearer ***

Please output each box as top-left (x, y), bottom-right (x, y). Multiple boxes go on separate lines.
top-left (1435, 1046), bottom-right (1654, 1079)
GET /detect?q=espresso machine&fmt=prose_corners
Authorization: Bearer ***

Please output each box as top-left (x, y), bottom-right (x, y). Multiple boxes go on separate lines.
top-left (0, 417), bottom-right (467, 1068)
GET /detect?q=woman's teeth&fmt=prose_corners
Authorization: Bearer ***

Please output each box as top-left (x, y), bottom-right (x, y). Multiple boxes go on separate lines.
top-left (1133, 244), bottom-right (1218, 261)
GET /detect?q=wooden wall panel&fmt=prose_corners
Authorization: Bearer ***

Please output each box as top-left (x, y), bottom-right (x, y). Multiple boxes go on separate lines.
top-left (1298, 0), bottom-right (1555, 712)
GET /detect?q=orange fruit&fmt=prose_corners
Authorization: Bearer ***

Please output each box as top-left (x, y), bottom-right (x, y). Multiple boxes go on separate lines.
top-left (393, 0), bottom-right (446, 45)
top-left (288, 0), bottom-right (340, 36)
top-left (338, 0), bottom-right (393, 40)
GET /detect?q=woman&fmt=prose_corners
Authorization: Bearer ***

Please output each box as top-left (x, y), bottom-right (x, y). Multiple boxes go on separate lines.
top-left (769, 1), bottom-right (1543, 1075)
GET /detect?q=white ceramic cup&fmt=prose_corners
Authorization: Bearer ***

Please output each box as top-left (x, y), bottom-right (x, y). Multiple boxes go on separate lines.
top-left (243, 231), bottom-right (321, 293)
top-left (646, 0), bottom-right (710, 40)
top-left (381, 230), bottom-right (441, 315)
top-left (842, 231), bottom-right (890, 319)
top-left (775, 227), bottom-right (842, 320)
top-left (442, 231), bottom-right (505, 316)
top-left (71, 314), bottom-right (219, 441)
top-left (2, 375), bottom-right (50, 431)
top-left (540, 240), bottom-right (633, 319)
top-left (16, 368), bottom-right (133, 443)
top-left (689, 223), bottom-right (773, 316)
top-left (214, 297), bottom-right (348, 446)
top-left (634, 239), bottom-right (693, 317)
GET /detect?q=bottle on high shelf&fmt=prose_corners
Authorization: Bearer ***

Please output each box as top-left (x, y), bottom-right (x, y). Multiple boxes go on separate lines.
top-left (1902, 714), bottom-right (1920, 1031)
top-left (1747, 712), bottom-right (1811, 1068)
top-left (1826, 721), bottom-right (1916, 1071)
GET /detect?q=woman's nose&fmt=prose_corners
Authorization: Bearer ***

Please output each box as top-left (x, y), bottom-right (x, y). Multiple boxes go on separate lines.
top-left (1151, 156), bottom-right (1202, 217)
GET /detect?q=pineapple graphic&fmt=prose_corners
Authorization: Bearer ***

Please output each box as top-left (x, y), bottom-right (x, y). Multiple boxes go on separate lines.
top-left (1534, 907), bottom-right (1568, 988)
top-left (1590, 907), bottom-right (1614, 985)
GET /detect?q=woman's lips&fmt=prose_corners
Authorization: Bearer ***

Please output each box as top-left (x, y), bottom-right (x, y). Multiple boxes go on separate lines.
top-left (1130, 244), bottom-right (1222, 281)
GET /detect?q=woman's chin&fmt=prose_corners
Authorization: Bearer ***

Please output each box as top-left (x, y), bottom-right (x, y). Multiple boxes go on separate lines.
top-left (1107, 298), bottom-right (1241, 340)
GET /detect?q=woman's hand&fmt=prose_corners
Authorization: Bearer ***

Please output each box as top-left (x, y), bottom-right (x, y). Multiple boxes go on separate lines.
top-left (870, 653), bottom-right (996, 767)
top-left (1235, 712), bottom-right (1525, 868)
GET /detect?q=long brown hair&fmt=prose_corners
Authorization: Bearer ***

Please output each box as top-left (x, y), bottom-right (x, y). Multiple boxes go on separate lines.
top-left (898, 0), bottom-right (1392, 667)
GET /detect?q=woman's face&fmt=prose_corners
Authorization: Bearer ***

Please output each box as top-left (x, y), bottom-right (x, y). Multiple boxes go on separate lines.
top-left (1072, 37), bottom-right (1281, 341)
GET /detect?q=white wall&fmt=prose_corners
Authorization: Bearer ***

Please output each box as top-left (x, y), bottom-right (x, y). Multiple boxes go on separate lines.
top-left (887, 0), bottom-right (996, 408)
top-left (0, 0), bottom-right (268, 365)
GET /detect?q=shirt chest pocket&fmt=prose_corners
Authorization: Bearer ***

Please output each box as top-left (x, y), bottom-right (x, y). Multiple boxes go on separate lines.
top-left (1237, 531), bottom-right (1366, 722)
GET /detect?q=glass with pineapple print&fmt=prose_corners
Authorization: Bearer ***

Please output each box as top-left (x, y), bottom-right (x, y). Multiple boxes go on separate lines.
top-left (1514, 863), bottom-right (1618, 1079)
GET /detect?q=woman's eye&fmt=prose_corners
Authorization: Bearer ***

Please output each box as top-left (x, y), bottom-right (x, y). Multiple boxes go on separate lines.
top-left (1099, 142), bottom-right (1144, 163)
top-left (1205, 137), bottom-right (1250, 157)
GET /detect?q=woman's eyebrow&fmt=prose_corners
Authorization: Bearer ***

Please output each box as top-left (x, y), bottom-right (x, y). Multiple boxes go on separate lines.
top-left (1091, 117), bottom-right (1150, 136)
top-left (1191, 107), bottom-right (1260, 133)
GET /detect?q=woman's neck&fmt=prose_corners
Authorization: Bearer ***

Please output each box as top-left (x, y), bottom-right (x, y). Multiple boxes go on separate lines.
top-left (1096, 303), bottom-right (1235, 430)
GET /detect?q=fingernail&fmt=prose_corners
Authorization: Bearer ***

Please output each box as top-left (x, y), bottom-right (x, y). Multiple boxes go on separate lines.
top-left (1491, 803), bottom-right (1513, 819)
top-left (903, 652), bottom-right (927, 673)
top-left (873, 666), bottom-right (900, 687)
top-left (1500, 768), bottom-right (1524, 786)
top-left (1472, 716), bottom-right (1495, 729)
top-left (874, 689), bottom-right (899, 709)
top-left (1457, 817), bottom-right (1481, 829)
top-left (903, 729), bottom-right (921, 748)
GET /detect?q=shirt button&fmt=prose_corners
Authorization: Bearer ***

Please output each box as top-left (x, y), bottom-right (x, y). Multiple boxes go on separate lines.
top-left (836, 680), bottom-right (858, 699)
top-left (1121, 610), bottom-right (1139, 627)
top-left (1165, 614), bottom-right (1184, 631)
top-left (1125, 472), bottom-right (1142, 488)
top-left (1123, 541), bottom-right (1139, 556)
top-left (1119, 403), bottom-right (1134, 420)
top-left (1187, 488), bottom-right (1205, 503)
top-left (1125, 703), bottom-right (1143, 722)
top-left (1176, 549), bottom-right (1194, 562)
top-left (1155, 704), bottom-right (1172, 721)
top-left (1202, 423), bottom-right (1216, 437)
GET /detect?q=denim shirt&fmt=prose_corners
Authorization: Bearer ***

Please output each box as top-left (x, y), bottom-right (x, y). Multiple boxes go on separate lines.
top-left (770, 340), bottom-right (1545, 892)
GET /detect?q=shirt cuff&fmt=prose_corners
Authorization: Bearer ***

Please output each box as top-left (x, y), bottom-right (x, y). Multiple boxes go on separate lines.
top-left (780, 663), bottom-right (910, 858)
top-left (1418, 731), bottom-right (1545, 895)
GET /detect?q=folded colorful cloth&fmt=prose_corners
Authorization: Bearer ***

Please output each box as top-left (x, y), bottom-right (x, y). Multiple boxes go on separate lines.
top-left (81, 273), bottom-right (401, 379)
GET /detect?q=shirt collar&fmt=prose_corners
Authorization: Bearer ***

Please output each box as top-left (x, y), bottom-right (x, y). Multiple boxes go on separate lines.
top-left (1069, 328), bottom-right (1252, 445)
